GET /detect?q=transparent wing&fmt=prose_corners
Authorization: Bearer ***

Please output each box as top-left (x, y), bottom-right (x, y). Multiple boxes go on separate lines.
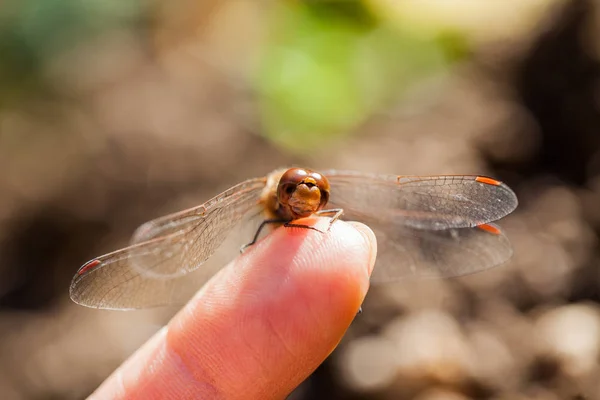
top-left (323, 171), bottom-right (518, 230)
top-left (322, 171), bottom-right (517, 280)
top-left (126, 177), bottom-right (267, 277)
top-left (369, 222), bottom-right (512, 281)
top-left (69, 178), bottom-right (267, 309)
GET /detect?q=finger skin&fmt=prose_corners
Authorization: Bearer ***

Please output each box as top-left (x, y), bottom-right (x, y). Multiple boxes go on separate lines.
top-left (91, 218), bottom-right (377, 400)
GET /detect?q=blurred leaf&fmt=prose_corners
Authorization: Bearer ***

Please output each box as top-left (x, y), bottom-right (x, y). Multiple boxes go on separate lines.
top-left (0, 0), bottom-right (146, 105)
top-left (365, 0), bottom-right (564, 43)
top-left (257, 1), bottom-right (469, 152)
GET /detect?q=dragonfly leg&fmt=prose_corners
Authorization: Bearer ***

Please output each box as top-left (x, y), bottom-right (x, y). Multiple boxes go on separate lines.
top-left (284, 208), bottom-right (344, 233)
top-left (240, 219), bottom-right (288, 253)
top-left (282, 222), bottom-right (323, 232)
top-left (315, 208), bottom-right (344, 231)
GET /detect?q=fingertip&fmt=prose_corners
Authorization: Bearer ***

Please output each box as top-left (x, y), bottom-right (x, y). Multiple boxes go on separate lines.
top-left (109, 217), bottom-right (378, 400)
top-left (346, 221), bottom-right (377, 276)
top-left (266, 217), bottom-right (375, 302)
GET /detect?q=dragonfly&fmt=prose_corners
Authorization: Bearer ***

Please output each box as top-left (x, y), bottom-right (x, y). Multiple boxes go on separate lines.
top-left (69, 167), bottom-right (518, 310)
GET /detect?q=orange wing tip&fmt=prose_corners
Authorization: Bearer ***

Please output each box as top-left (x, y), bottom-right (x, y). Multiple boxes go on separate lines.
top-left (477, 223), bottom-right (502, 235)
top-left (475, 176), bottom-right (502, 186)
top-left (78, 259), bottom-right (101, 275)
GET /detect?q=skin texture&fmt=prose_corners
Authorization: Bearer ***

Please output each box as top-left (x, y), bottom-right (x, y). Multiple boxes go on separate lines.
top-left (90, 218), bottom-right (377, 400)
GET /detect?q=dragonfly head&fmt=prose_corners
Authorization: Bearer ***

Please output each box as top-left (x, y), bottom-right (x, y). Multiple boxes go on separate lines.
top-left (277, 168), bottom-right (330, 219)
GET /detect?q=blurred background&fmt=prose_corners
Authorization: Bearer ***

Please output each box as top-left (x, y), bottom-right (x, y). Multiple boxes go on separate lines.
top-left (1, 0), bottom-right (599, 398)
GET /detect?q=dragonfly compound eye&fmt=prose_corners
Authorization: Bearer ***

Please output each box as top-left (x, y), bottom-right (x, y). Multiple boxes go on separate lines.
top-left (277, 168), bottom-right (331, 219)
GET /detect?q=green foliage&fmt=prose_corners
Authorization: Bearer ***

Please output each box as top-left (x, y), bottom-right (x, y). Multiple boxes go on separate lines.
top-left (0, 0), bottom-right (145, 104)
top-left (257, 1), bottom-right (469, 152)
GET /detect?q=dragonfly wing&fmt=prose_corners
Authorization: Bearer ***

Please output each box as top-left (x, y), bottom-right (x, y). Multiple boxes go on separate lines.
top-left (369, 222), bottom-right (512, 281)
top-left (322, 170), bottom-right (517, 281)
top-left (323, 171), bottom-right (518, 230)
top-left (70, 178), bottom-right (267, 309)
top-left (127, 177), bottom-right (267, 277)
top-left (69, 239), bottom-right (198, 309)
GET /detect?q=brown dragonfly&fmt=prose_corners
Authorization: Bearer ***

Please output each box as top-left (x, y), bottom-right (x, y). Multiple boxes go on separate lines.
top-left (69, 168), bottom-right (518, 310)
